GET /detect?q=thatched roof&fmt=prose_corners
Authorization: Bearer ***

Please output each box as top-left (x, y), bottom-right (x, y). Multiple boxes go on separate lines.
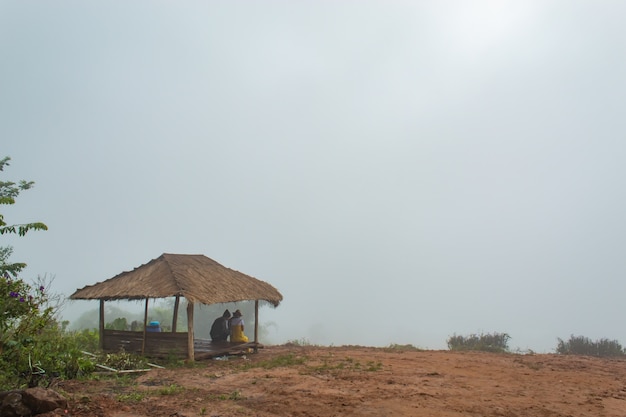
top-left (69, 253), bottom-right (283, 306)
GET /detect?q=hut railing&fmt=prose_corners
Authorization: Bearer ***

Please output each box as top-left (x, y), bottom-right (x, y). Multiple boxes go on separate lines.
top-left (102, 329), bottom-right (188, 358)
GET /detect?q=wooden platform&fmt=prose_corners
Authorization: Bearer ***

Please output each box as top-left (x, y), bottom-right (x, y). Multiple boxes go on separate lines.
top-left (194, 338), bottom-right (262, 360)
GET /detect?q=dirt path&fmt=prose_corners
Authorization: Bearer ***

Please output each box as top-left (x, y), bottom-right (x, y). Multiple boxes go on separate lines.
top-left (53, 345), bottom-right (626, 416)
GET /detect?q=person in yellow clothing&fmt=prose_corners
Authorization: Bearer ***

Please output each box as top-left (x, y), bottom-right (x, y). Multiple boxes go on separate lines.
top-left (229, 309), bottom-right (249, 343)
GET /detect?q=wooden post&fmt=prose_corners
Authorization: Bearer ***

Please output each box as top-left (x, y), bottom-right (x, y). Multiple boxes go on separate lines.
top-left (186, 301), bottom-right (194, 361)
top-left (254, 300), bottom-right (259, 353)
top-left (99, 300), bottom-right (105, 350)
top-left (172, 295), bottom-right (180, 332)
top-left (254, 300), bottom-right (259, 343)
top-left (142, 298), bottom-right (149, 355)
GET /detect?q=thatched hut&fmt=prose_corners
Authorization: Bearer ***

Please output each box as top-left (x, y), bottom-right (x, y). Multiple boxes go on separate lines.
top-left (69, 253), bottom-right (282, 360)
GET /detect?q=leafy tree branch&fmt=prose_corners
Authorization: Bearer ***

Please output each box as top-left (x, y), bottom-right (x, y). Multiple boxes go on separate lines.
top-left (0, 156), bottom-right (48, 276)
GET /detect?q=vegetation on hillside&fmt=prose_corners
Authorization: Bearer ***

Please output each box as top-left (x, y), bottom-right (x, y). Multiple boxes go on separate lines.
top-left (556, 335), bottom-right (624, 357)
top-left (447, 332), bottom-right (511, 353)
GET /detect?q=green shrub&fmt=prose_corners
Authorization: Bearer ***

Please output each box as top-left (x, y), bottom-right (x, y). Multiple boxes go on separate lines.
top-left (0, 275), bottom-right (55, 356)
top-left (385, 343), bottom-right (422, 351)
top-left (447, 332), bottom-right (511, 353)
top-left (0, 321), bottom-right (99, 389)
top-left (0, 159), bottom-right (100, 388)
top-left (556, 335), bottom-right (624, 357)
top-left (0, 276), bottom-right (103, 389)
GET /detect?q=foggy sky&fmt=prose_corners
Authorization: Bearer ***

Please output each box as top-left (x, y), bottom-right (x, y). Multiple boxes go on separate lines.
top-left (2, 1), bottom-right (626, 351)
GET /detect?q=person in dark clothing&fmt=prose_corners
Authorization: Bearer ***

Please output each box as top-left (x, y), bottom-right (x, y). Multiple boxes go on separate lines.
top-left (210, 309), bottom-right (231, 342)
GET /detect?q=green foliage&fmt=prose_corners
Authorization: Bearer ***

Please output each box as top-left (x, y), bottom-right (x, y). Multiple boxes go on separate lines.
top-left (69, 304), bottom-right (143, 331)
top-left (0, 157), bottom-right (34, 200)
top-left (447, 332), bottom-right (511, 353)
top-left (0, 156), bottom-right (48, 277)
top-left (0, 274), bottom-right (54, 353)
top-left (0, 157), bottom-right (103, 389)
top-left (0, 274), bottom-right (59, 365)
top-left (0, 317), bottom-right (100, 389)
top-left (556, 335), bottom-right (625, 357)
top-left (105, 317), bottom-right (129, 330)
top-left (0, 222), bottom-right (48, 238)
top-left (0, 247), bottom-right (25, 279)
top-left (70, 328), bottom-right (100, 353)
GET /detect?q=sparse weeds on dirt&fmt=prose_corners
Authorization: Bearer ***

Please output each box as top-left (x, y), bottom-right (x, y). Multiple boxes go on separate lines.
top-left (526, 362), bottom-right (542, 371)
top-left (205, 390), bottom-right (244, 401)
top-left (306, 355), bottom-right (383, 375)
top-left (365, 360), bottom-right (383, 371)
top-left (345, 356), bottom-right (383, 371)
top-left (116, 391), bottom-right (147, 402)
top-left (158, 383), bottom-right (185, 395)
top-left (225, 390), bottom-right (243, 400)
top-left (114, 382), bottom-right (186, 402)
top-left (112, 374), bottom-right (140, 387)
top-left (236, 351), bottom-right (384, 375)
top-left (513, 358), bottom-right (543, 371)
top-left (385, 343), bottom-right (423, 352)
top-left (162, 354), bottom-right (207, 369)
top-left (284, 338), bottom-right (315, 347)
top-left (240, 353), bottom-right (307, 370)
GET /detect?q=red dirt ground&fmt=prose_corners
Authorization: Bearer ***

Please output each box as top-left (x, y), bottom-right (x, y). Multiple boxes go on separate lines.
top-left (46, 345), bottom-right (626, 416)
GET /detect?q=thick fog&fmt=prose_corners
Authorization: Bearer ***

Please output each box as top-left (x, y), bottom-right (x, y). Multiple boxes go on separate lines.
top-left (2, 1), bottom-right (626, 352)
